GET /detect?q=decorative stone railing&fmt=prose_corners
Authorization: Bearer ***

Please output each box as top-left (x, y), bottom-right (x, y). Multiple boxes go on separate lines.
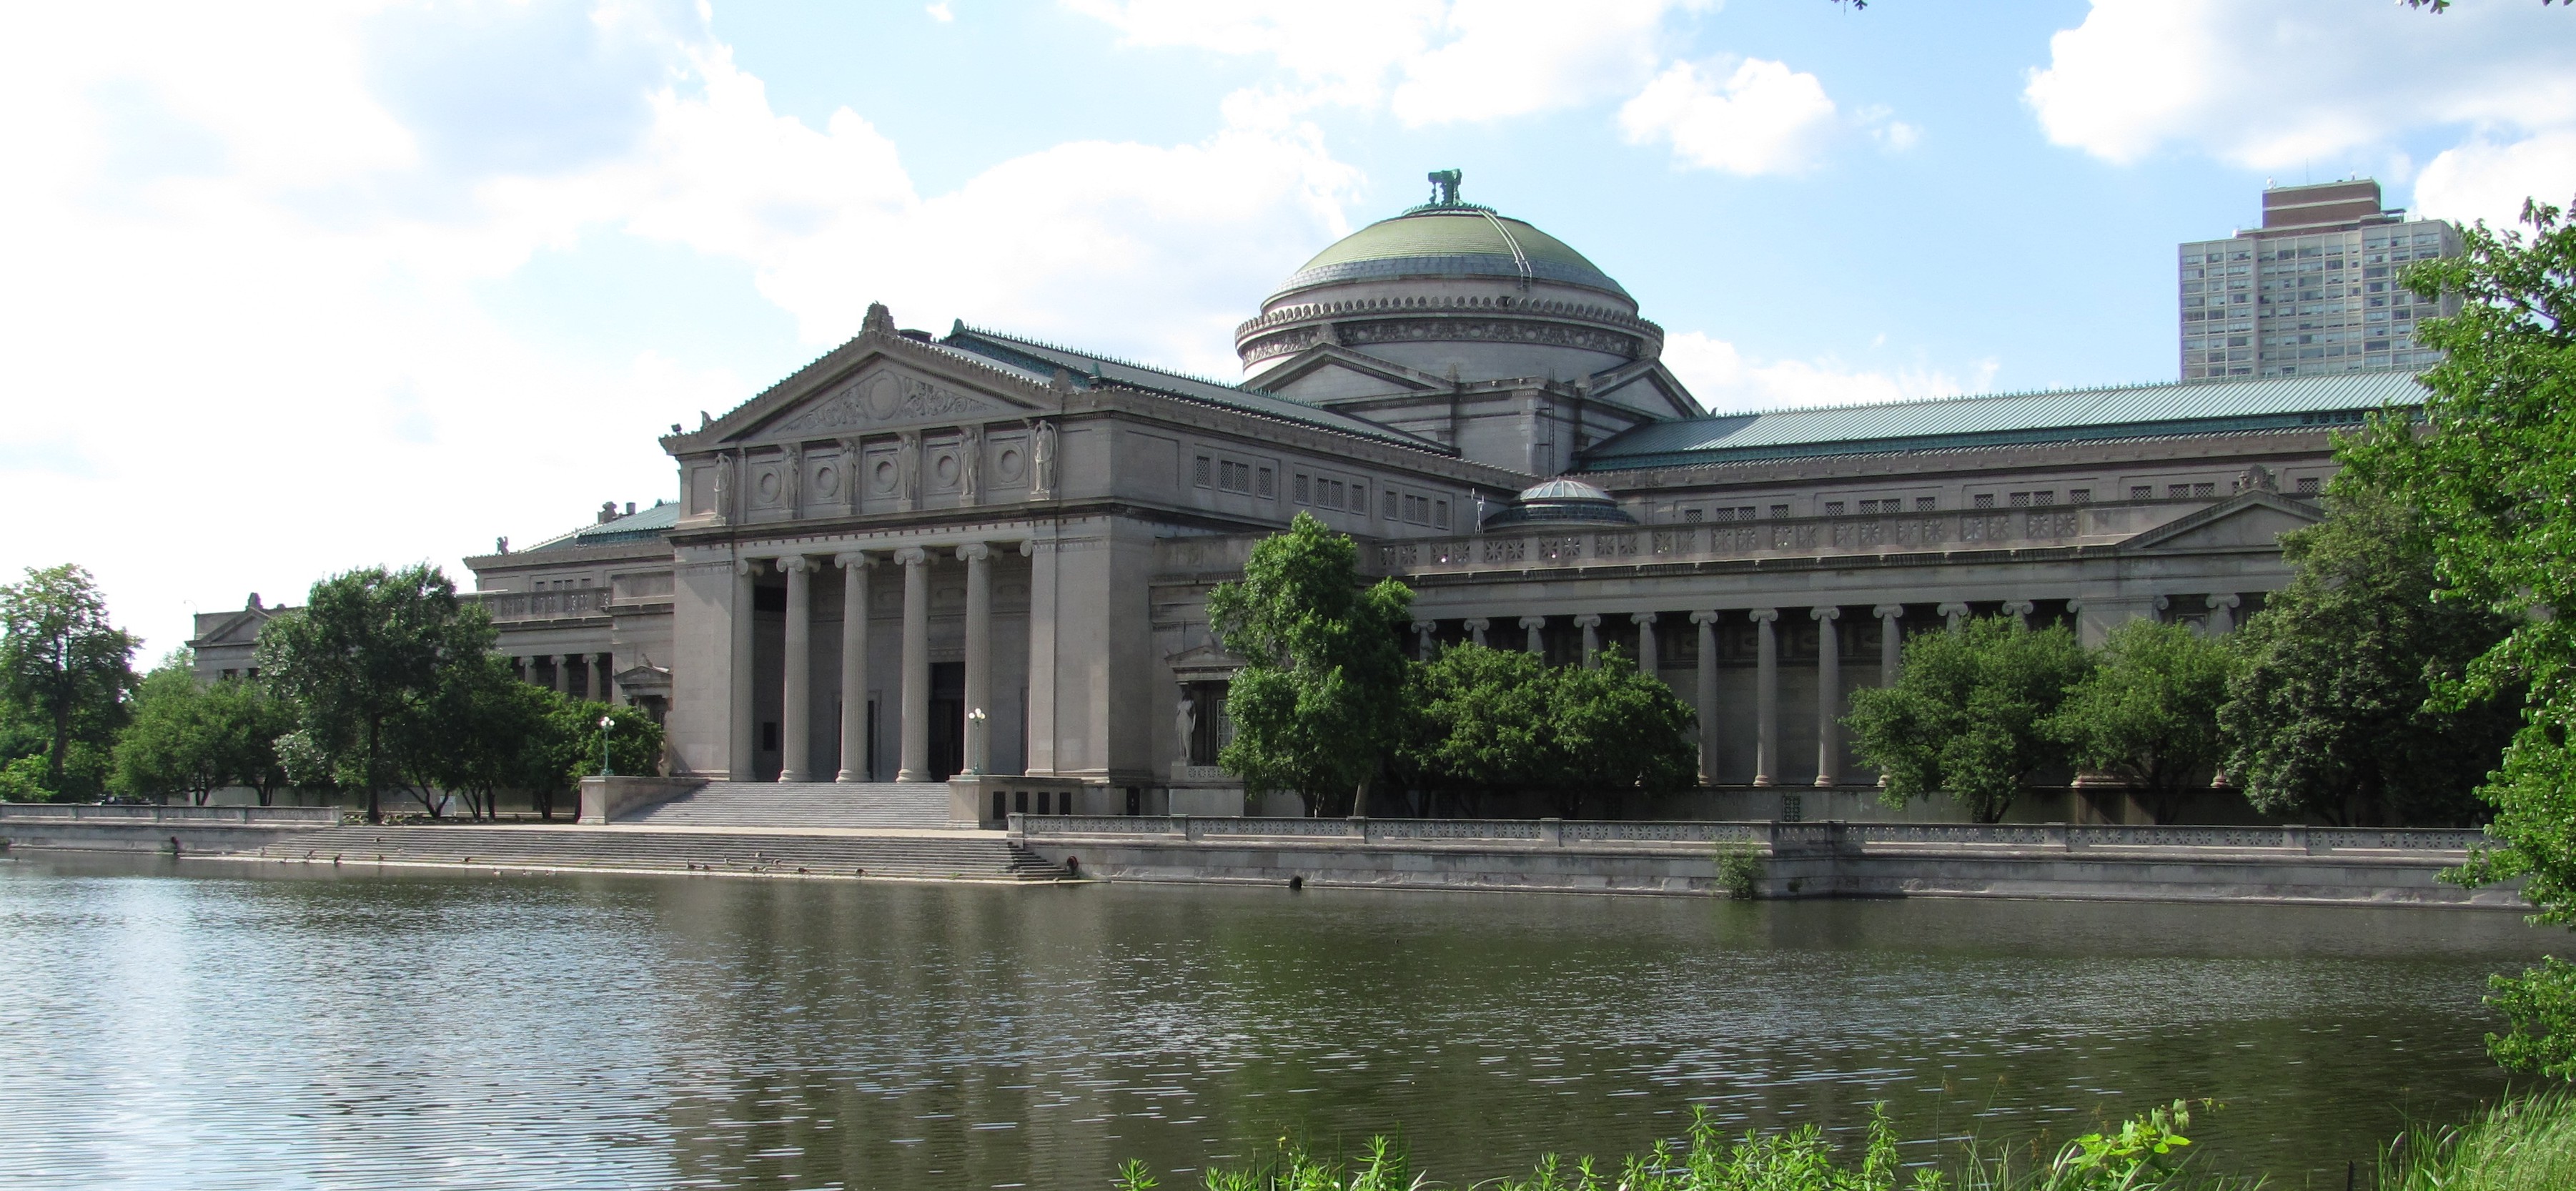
top-left (0, 804), bottom-right (338, 824)
top-left (467, 590), bottom-right (608, 622)
top-left (1015, 815), bottom-right (2490, 854)
top-left (1153, 502), bottom-right (2206, 582)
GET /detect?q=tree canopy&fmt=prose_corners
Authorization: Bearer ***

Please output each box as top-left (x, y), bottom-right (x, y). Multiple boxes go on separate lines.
top-left (1206, 513), bottom-right (1414, 816)
top-left (2219, 488), bottom-right (2519, 826)
top-left (1400, 643), bottom-right (1696, 817)
top-left (1846, 616), bottom-right (2092, 824)
top-left (257, 565), bottom-right (496, 822)
top-left (111, 653), bottom-right (293, 806)
top-left (2048, 618), bottom-right (2236, 825)
top-left (0, 563), bottom-right (139, 800)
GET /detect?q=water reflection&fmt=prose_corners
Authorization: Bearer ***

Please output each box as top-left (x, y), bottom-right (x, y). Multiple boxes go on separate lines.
top-left (0, 854), bottom-right (2555, 1190)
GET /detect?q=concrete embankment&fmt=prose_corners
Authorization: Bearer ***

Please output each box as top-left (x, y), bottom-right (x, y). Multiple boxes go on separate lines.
top-left (1014, 816), bottom-right (2523, 907)
top-left (0, 804), bottom-right (338, 855)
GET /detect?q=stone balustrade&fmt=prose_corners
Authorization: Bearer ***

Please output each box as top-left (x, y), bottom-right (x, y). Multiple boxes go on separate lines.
top-left (468, 589), bottom-right (609, 622)
top-left (0, 803), bottom-right (338, 824)
top-left (1014, 814), bottom-right (2489, 855)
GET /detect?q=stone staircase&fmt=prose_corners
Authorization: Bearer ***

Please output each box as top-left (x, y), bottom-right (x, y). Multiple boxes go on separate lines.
top-left (238, 824), bottom-right (1069, 881)
top-left (621, 781), bottom-right (957, 829)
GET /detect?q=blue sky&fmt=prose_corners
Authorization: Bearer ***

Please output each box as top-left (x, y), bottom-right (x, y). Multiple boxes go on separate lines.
top-left (3, 0), bottom-right (2572, 656)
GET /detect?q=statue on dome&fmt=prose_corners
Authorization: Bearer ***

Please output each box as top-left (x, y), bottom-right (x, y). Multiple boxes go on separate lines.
top-left (1427, 169), bottom-right (1462, 207)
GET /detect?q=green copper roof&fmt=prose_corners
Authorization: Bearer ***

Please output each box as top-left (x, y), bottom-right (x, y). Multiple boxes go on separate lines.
top-left (530, 500), bottom-right (680, 551)
top-left (1274, 207), bottom-right (1628, 300)
top-left (1578, 371), bottom-right (2429, 470)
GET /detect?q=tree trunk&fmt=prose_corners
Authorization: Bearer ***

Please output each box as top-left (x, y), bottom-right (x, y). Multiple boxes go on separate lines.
top-left (1352, 775), bottom-right (1370, 819)
top-left (47, 701), bottom-right (70, 794)
top-left (363, 720), bottom-right (382, 824)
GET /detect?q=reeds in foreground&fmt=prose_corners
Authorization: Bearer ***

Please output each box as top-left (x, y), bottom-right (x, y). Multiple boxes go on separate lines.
top-left (2377, 1090), bottom-right (2576, 1191)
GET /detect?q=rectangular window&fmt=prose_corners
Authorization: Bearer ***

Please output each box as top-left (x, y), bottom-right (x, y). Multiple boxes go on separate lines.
top-left (1823, 500), bottom-right (1846, 516)
top-left (1768, 504), bottom-right (1790, 518)
top-left (1738, 505), bottom-right (1757, 520)
top-left (1294, 473), bottom-right (1310, 504)
top-left (2069, 488), bottom-right (2091, 503)
top-left (2032, 491), bottom-right (2055, 506)
top-left (1194, 455), bottom-right (1213, 488)
top-left (2193, 482), bottom-right (2216, 498)
top-left (1435, 499), bottom-right (1450, 530)
top-left (1327, 479), bottom-right (1345, 508)
top-left (1973, 493), bottom-right (1996, 509)
top-left (1383, 490), bottom-right (1398, 520)
top-left (2008, 492), bottom-right (2031, 508)
top-left (1257, 467), bottom-right (1275, 500)
top-left (2169, 484), bottom-right (2191, 499)
top-left (1219, 460), bottom-right (1251, 493)
top-left (1683, 507), bottom-right (1703, 522)
top-left (1351, 483), bottom-right (1367, 512)
top-left (2297, 476), bottom-right (2320, 495)
top-left (1914, 497), bottom-right (1937, 512)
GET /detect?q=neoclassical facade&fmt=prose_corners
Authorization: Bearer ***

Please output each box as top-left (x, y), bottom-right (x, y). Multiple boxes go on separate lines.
top-left (436, 186), bottom-right (2422, 823)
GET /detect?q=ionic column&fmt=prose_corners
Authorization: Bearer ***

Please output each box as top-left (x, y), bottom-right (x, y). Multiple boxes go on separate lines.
top-left (1575, 614), bottom-right (1602, 667)
top-left (730, 560), bottom-right (758, 781)
top-left (1631, 612), bottom-right (1657, 673)
top-left (1690, 611), bottom-right (1719, 784)
top-left (2003, 599), bottom-right (2035, 627)
top-left (1938, 601), bottom-right (1971, 631)
top-left (597, 651), bottom-right (616, 703)
top-left (1411, 620), bottom-right (1438, 661)
top-left (834, 552), bottom-right (873, 781)
top-left (777, 555), bottom-right (814, 781)
top-left (1874, 604), bottom-right (1905, 683)
top-left (1465, 618), bottom-right (1490, 648)
top-left (959, 543), bottom-right (994, 776)
top-left (2208, 593), bottom-right (2241, 636)
top-left (1812, 606), bottom-right (1841, 788)
top-left (895, 545), bottom-right (931, 782)
top-left (1520, 616), bottom-right (1547, 656)
top-left (550, 653), bottom-right (568, 695)
top-left (1750, 608), bottom-right (1780, 788)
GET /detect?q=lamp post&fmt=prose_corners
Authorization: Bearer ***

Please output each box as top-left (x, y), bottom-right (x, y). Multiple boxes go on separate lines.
top-left (963, 708), bottom-right (987, 777)
top-left (598, 713), bottom-right (615, 778)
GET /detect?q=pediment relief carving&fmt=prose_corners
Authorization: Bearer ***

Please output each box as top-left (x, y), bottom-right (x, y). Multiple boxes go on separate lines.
top-left (2120, 495), bottom-right (2322, 553)
top-left (760, 367), bottom-right (1034, 441)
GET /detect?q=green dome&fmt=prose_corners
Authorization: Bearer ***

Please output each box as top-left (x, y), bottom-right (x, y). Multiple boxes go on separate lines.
top-left (1272, 207), bottom-right (1628, 301)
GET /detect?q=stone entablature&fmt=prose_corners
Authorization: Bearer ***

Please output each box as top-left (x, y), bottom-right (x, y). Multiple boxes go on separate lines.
top-left (1234, 295), bottom-right (1664, 367)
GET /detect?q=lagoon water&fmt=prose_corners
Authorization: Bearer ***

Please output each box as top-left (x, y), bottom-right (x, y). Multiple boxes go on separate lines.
top-left (0, 853), bottom-right (2559, 1190)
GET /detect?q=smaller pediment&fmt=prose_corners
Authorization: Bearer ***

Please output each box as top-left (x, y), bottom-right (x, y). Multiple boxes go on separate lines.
top-left (1245, 344), bottom-right (1450, 402)
top-left (2119, 492), bottom-right (2323, 553)
top-left (751, 364), bottom-right (1036, 441)
top-left (1164, 640), bottom-right (1243, 679)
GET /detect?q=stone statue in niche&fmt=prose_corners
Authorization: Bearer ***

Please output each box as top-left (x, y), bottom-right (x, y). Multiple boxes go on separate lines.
top-left (959, 425), bottom-right (983, 503)
top-left (896, 430), bottom-right (922, 508)
top-left (1030, 419), bottom-right (1058, 498)
top-left (1175, 694), bottom-right (1195, 766)
top-left (782, 443), bottom-right (803, 515)
top-left (713, 454), bottom-right (735, 521)
top-left (837, 436), bottom-right (863, 513)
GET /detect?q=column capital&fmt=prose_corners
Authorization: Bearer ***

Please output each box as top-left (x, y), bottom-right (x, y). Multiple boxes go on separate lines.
top-left (735, 558), bottom-right (762, 577)
top-left (776, 554), bottom-right (813, 574)
top-left (1810, 606), bottom-right (1841, 622)
top-left (1630, 611), bottom-right (1658, 626)
top-left (2003, 599), bottom-right (2036, 618)
top-left (956, 542), bottom-right (994, 563)
top-left (893, 545), bottom-right (929, 566)
top-left (1410, 620), bottom-right (1437, 634)
top-left (1517, 616), bottom-right (1548, 630)
top-left (1873, 603), bottom-right (1905, 621)
top-left (1748, 607), bottom-right (1780, 623)
top-left (2209, 593), bottom-right (2242, 609)
top-left (1936, 601), bottom-right (1971, 619)
top-left (1462, 617), bottom-right (1490, 631)
top-left (1573, 613), bottom-right (1602, 629)
top-left (1688, 610), bottom-right (1720, 626)
top-left (834, 550), bottom-right (873, 570)
top-left (2152, 594), bottom-right (2171, 611)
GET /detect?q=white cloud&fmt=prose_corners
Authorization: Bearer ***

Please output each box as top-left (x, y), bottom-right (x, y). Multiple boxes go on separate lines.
top-left (1064, 0), bottom-right (1703, 124)
top-left (926, 1), bottom-right (953, 21)
top-left (2415, 131), bottom-right (2576, 229)
top-left (2026, 0), bottom-right (2576, 171)
top-left (0, 0), bottom-right (1362, 656)
top-left (1618, 57), bottom-right (1838, 176)
top-left (1663, 331), bottom-right (1998, 415)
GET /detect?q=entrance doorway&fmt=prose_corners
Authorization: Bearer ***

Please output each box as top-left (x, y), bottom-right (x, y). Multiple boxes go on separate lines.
top-left (928, 662), bottom-right (965, 780)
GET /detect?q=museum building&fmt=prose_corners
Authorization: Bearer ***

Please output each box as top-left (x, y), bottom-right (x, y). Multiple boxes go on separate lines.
top-left (194, 182), bottom-right (2426, 823)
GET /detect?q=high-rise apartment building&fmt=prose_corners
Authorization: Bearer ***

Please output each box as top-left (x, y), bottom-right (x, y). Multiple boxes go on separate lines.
top-left (2179, 180), bottom-right (2461, 380)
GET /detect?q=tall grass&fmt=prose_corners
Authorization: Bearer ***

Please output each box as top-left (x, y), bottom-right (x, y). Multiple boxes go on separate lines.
top-left (2378, 1091), bottom-right (2576, 1191)
top-left (1117, 1101), bottom-right (2249, 1191)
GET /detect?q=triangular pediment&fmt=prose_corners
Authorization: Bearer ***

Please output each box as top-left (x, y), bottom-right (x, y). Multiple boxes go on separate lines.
top-left (750, 363), bottom-right (1037, 440)
top-left (199, 608), bottom-right (272, 646)
top-left (1245, 344), bottom-right (1449, 402)
top-left (2119, 491), bottom-right (2323, 553)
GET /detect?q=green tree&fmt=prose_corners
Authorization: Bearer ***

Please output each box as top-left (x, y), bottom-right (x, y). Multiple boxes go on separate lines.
top-left (1532, 646), bottom-right (1698, 817)
top-left (0, 564), bottom-right (139, 800)
top-left (257, 565), bottom-right (495, 823)
top-left (540, 698), bottom-right (665, 816)
top-left (1397, 643), bottom-right (1695, 817)
top-left (1399, 643), bottom-right (1551, 815)
top-left (392, 653), bottom-right (555, 821)
top-left (111, 653), bottom-right (297, 806)
top-left (2046, 619), bottom-right (2237, 824)
top-left (1206, 513), bottom-right (1414, 817)
top-left (1847, 616), bottom-right (2093, 824)
top-left (2219, 489), bottom-right (2519, 826)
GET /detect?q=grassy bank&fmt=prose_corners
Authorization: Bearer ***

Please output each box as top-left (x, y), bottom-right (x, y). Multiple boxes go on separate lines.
top-left (1118, 1094), bottom-right (2576, 1191)
top-left (2378, 1091), bottom-right (2576, 1191)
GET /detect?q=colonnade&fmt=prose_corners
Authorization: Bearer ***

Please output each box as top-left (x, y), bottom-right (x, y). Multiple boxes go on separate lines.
top-left (1408, 595), bottom-right (2242, 788)
top-left (733, 543), bottom-right (1009, 784)
top-left (515, 652), bottom-right (613, 701)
